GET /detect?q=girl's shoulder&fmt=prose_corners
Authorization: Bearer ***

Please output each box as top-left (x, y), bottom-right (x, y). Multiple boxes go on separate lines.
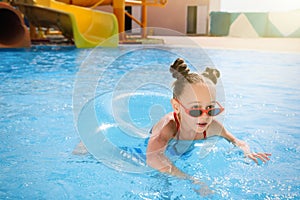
top-left (152, 112), bottom-right (177, 139)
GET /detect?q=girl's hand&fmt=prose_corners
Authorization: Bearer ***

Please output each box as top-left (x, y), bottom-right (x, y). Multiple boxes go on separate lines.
top-left (234, 140), bottom-right (271, 164)
top-left (245, 152), bottom-right (272, 164)
top-left (192, 179), bottom-right (214, 196)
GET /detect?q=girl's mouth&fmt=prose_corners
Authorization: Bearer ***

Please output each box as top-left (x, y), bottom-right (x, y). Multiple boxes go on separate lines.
top-left (197, 123), bottom-right (207, 128)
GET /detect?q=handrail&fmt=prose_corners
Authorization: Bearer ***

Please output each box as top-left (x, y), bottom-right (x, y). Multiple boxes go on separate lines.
top-left (125, 11), bottom-right (142, 27)
top-left (90, 0), bottom-right (105, 9)
top-left (125, 0), bottom-right (167, 6)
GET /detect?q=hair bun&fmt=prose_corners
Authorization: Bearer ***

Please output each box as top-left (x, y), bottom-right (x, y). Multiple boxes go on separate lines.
top-left (169, 58), bottom-right (190, 79)
top-left (202, 67), bottom-right (220, 84)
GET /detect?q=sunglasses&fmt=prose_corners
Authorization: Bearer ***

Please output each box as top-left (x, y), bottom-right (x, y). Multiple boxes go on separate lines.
top-left (175, 99), bottom-right (224, 117)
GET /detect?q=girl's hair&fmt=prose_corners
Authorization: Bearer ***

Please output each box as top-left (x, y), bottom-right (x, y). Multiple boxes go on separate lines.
top-left (170, 58), bottom-right (220, 98)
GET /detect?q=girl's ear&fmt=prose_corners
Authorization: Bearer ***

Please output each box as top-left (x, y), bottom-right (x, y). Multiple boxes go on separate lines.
top-left (171, 98), bottom-right (180, 114)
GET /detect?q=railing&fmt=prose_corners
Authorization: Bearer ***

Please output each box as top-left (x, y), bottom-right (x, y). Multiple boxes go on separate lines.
top-left (125, 0), bottom-right (167, 7)
top-left (123, 0), bottom-right (167, 38)
top-left (89, 0), bottom-right (105, 9)
top-left (89, 0), bottom-right (168, 8)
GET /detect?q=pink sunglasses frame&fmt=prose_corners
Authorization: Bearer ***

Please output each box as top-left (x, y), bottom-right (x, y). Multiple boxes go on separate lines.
top-left (175, 99), bottom-right (224, 117)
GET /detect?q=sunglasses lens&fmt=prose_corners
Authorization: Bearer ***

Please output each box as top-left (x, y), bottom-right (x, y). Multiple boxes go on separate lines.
top-left (208, 108), bottom-right (222, 116)
top-left (189, 110), bottom-right (202, 117)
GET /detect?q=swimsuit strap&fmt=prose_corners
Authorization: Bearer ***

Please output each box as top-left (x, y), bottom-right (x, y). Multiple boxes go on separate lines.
top-left (173, 112), bottom-right (180, 140)
top-left (173, 112), bottom-right (180, 132)
top-left (203, 130), bottom-right (207, 139)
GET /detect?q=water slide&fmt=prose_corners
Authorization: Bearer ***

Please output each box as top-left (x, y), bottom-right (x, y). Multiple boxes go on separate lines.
top-left (13, 0), bottom-right (119, 48)
top-left (0, 2), bottom-right (31, 48)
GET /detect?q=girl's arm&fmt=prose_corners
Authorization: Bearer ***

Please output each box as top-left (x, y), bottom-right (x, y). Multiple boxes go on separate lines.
top-left (209, 120), bottom-right (271, 164)
top-left (146, 126), bottom-right (213, 196)
top-left (147, 117), bottom-right (214, 196)
top-left (146, 121), bottom-right (192, 179)
top-left (146, 122), bottom-right (213, 196)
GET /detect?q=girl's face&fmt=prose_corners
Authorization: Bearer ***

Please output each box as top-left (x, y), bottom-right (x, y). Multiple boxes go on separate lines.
top-left (173, 82), bottom-right (216, 134)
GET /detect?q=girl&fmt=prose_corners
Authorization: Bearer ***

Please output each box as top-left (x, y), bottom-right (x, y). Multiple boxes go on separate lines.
top-left (146, 58), bottom-right (271, 181)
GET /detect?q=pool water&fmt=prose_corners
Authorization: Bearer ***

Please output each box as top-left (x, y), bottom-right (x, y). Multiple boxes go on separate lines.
top-left (0, 45), bottom-right (299, 199)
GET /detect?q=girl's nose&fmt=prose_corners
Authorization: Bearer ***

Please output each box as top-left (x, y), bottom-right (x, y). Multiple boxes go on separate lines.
top-left (200, 111), bottom-right (209, 118)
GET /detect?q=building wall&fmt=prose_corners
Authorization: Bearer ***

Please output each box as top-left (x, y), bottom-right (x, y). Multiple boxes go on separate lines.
top-left (96, 1), bottom-right (299, 37)
top-left (145, 0), bottom-right (216, 35)
top-left (96, 0), bottom-right (221, 35)
top-left (147, 0), bottom-right (187, 34)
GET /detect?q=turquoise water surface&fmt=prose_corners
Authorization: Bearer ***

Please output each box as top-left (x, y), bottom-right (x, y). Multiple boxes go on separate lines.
top-left (0, 45), bottom-right (299, 199)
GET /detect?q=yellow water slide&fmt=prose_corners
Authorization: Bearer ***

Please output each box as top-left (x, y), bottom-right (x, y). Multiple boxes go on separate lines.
top-left (14, 0), bottom-right (119, 48)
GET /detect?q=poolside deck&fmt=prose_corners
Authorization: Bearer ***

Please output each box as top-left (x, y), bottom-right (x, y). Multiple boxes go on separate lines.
top-left (160, 36), bottom-right (300, 53)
